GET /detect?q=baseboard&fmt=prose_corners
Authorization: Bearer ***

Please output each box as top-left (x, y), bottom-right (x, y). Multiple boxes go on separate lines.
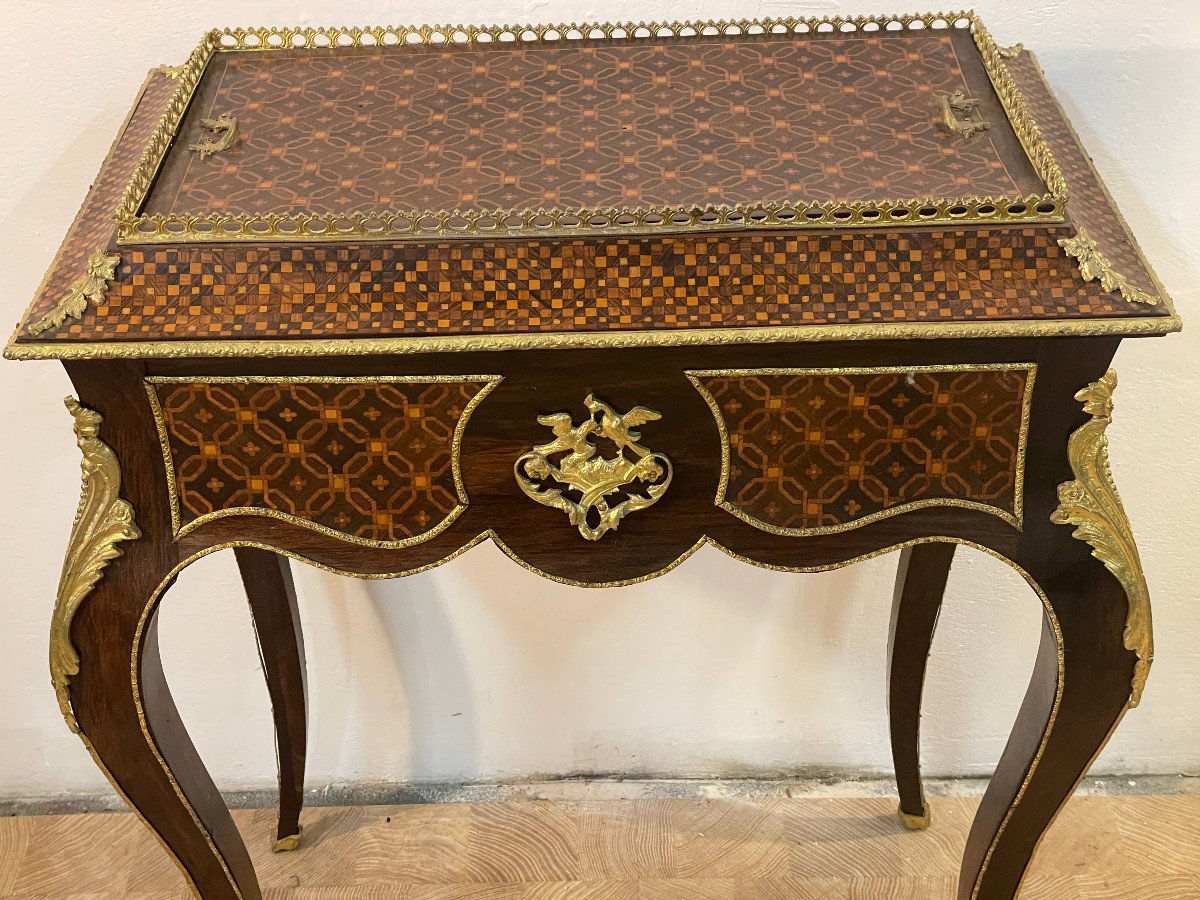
top-left (3, 772), bottom-right (1196, 817)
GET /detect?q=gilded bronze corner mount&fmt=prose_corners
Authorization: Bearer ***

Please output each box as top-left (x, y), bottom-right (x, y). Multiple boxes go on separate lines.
top-left (1059, 229), bottom-right (1160, 306)
top-left (27, 249), bottom-right (119, 336)
top-left (1051, 369), bottom-right (1153, 705)
top-left (49, 398), bottom-right (141, 731)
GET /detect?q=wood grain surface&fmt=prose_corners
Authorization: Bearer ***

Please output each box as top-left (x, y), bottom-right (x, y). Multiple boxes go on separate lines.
top-left (2, 795), bottom-right (1197, 898)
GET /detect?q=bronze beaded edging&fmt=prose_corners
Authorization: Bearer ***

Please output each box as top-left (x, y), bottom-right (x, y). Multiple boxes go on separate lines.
top-left (687, 362), bottom-right (1037, 535)
top-left (113, 10), bottom-right (1067, 246)
top-left (145, 375), bottom-right (502, 547)
top-left (4, 314), bottom-right (1183, 361)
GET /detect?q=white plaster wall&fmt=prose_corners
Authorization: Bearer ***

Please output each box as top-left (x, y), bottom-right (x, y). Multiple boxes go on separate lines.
top-left (0, 0), bottom-right (1196, 800)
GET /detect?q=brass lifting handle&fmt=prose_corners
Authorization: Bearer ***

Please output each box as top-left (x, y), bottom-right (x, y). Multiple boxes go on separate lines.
top-left (939, 90), bottom-right (990, 141)
top-left (188, 112), bottom-right (239, 159)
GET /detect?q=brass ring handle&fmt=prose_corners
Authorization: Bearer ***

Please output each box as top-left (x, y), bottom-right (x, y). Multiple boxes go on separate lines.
top-left (939, 90), bottom-right (990, 141)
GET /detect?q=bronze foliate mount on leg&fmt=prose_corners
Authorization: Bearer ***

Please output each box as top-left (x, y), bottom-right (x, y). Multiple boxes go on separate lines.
top-left (49, 397), bottom-right (141, 731)
top-left (1051, 369), bottom-right (1153, 706)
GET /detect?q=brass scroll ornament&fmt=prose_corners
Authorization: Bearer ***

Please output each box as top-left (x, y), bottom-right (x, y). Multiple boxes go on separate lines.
top-left (1051, 370), bottom-right (1152, 706)
top-left (27, 249), bottom-right (119, 336)
top-left (50, 398), bottom-right (141, 732)
top-left (515, 394), bottom-right (672, 541)
top-left (1059, 228), bottom-right (1160, 306)
top-left (940, 90), bottom-right (990, 140)
top-left (188, 112), bottom-right (239, 159)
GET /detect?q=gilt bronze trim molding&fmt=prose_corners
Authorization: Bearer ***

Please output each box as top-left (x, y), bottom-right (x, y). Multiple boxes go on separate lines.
top-left (50, 398), bottom-right (142, 732)
top-left (969, 12), bottom-right (1066, 203)
top-left (6, 314), bottom-right (1182, 362)
top-left (113, 11), bottom-right (1066, 246)
top-left (1050, 369), bottom-right (1152, 706)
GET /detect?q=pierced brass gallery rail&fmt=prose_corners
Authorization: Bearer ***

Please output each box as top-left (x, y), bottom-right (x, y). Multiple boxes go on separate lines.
top-left (50, 398), bottom-right (141, 732)
top-left (1051, 370), bottom-right (1152, 706)
top-left (515, 394), bottom-right (672, 540)
top-left (112, 12), bottom-right (1068, 245)
top-left (188, 112), bottom-right (239, 159)
top-left (940, 90), bottom-right (990, 140)
top-left (27, 249), bottom-right (119, 335)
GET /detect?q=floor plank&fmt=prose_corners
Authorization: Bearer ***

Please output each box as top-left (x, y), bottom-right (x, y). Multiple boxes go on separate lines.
top-left (2, 795), bottom-right (1198, 897)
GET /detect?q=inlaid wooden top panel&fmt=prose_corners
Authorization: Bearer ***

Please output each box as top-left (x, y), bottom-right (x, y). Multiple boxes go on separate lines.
top-left (5, 19), bottom-right (1178, 358)
top-left (145, 28), bottom-right (1043, 220)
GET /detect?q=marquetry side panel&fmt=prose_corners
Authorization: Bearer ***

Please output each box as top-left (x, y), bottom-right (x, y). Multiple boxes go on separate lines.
top-left (690, 365), bottom-right (1034, 534)
top-left (147, 377), bottom-right (498, 545)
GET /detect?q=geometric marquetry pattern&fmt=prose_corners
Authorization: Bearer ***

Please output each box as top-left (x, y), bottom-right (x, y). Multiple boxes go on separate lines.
top-left (15, 51), bottom-right (1171, 346)
top-left (149, 378), bottom-right (495, 544)
top-left (34, 226), bottom-right (1158, 344)
top-left (150, 31), bottom-right (1027, 218)
top-left (692, 367), bottom-right (1032, 532)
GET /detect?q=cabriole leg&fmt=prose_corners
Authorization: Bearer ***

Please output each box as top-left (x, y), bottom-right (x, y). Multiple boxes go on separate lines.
top-left (960, 570), bottom-right (1136, 898)
top-left (235, 547), bottom-right (308, 852)
top-left (61, 540), bottom-right (261, 899)
top-left (888, 541), bottom-right (956, 829)
top-left (52, 393), bottom-right (260, 899)
top-left (962, 371), bottom-right (1150, 898)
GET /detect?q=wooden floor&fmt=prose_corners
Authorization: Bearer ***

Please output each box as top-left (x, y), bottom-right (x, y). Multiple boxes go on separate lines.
top-left (1, 795), bottom-right (1198, 898)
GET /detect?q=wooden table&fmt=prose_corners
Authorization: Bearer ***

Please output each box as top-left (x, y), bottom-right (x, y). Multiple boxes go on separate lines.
top-left (5, 14), bottom-right (1179, 899)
